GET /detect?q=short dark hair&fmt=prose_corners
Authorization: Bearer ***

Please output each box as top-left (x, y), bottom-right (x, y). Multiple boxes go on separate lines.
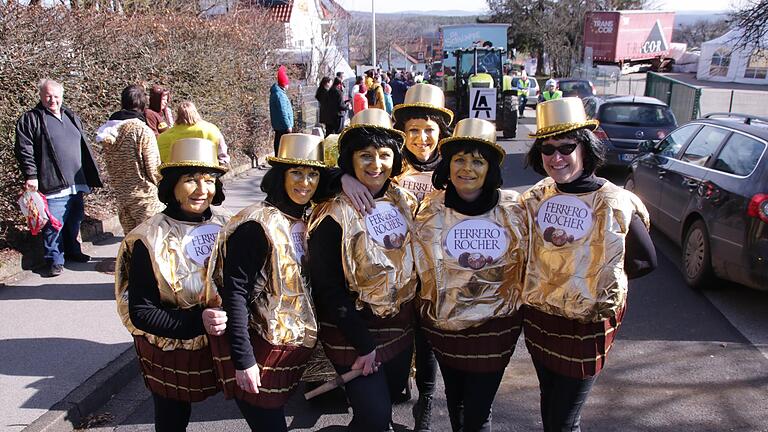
top-left (157, 166), bottom-right (225, 207)
top-left (337, 128), bottom-right (403, 178)
top-left (525, 128), bottom-right (606, 177)
top-left (432, 141), bottom-right (503, 190)
top-left (121, 85), bottom-right (147, 112)
top-left (393, 107), bottom-right (452, 140)
top-left (260, 163), bottom-right (332, 204)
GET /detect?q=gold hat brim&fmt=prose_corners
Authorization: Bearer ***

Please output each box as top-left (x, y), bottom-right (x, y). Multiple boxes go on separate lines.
top-left (392, 103), bottom-right (454, 126)
top-left (528, 120), bottom-right (600, 139)
top-left (337, 123), bottom-right (406, 149)
top-left (438, 136), bottom-right (506, 165)
top-left (266, 156), bottom-right (327, 168)
top-left (159, 160), bottom-right (228, 173)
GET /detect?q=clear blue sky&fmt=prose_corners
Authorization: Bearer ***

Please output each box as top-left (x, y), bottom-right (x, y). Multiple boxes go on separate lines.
top-left (336, 0), bottom-right (738, 14)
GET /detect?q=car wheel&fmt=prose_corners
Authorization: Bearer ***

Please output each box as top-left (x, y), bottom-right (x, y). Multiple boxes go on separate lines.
top-left (624, 175), bottom-right (636, 192)
top-left (682, 219), bottom-right (714, 289)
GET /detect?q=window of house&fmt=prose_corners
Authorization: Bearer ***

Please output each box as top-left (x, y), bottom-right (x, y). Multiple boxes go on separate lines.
top-left (745, 50), bottom-right (768, 79)
top-left (681, 126), bottom-right (730, 166)
top-left (712, 133), bottom-right (765, 176)
top-left (709, 48), bottom-right (731, 77)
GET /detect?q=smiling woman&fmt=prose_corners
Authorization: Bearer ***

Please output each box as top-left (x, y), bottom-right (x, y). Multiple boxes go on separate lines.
top-left (307, 109), bottom-right (419, 432)
top-left (412, 118), bottom-right (526, 431)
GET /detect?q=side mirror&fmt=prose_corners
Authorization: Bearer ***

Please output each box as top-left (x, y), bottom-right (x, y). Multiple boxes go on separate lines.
top-left (638, 139), bottom-right (656, 154)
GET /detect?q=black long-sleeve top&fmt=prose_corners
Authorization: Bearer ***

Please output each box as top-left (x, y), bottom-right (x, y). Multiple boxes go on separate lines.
top-left (307, 181), bottom-right (394, 357)
top-left (128, 206), bottom-right (213, 340)
top-left (219, 198), bottom-right (308, 370)
top-left (556, 173), bottom-right (657, 279)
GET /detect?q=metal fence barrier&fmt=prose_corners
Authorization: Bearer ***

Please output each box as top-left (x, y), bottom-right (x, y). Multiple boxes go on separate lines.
top-left (645, 72), bottom-right (701, 123)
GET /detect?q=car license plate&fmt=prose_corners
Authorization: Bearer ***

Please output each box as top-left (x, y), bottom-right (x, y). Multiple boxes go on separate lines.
top-left (620, 153), bottom-right (635, 161)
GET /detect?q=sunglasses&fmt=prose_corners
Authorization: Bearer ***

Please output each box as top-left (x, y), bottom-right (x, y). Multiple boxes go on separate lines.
top-left (539, 143), bottom-right (578, 156)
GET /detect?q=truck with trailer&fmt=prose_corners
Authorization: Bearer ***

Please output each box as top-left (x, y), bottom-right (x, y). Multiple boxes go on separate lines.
top-left (583, 10), bottom-right (675, 68)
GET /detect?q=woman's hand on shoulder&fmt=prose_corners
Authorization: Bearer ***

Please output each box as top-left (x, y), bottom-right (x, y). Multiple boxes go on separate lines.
top-left (236, 364), bottom-right (261, 393)
top-left (202, 307), bottom-right (227, 336)
top-left (350, 349), bottom-right (380, 376)
top-left (341, 173), bottom-right (375, 215)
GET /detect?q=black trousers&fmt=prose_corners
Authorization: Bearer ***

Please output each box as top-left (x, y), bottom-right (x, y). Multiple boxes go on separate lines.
top-left (414, 320), bottom-right (437, 397)
top-left (273, 129), bottom-right (290, 155)
top-left (533, 360), bottom-right (597, 432)
top-left (332, 346), bottom-right (413, 432)
top-left (439, 364), bottom-right (505, 432)
top-left (152, 394), bottom-right (191, 432)
top-left (235, 398), bottom-right (287, 432)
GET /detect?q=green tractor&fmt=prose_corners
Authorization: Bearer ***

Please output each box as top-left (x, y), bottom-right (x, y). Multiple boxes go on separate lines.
top-left (444, 47), bottom-right (518, 138)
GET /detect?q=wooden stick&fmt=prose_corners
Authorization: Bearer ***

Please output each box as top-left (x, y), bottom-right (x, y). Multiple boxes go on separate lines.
top-left (304, 368), bottom-right (363, 400)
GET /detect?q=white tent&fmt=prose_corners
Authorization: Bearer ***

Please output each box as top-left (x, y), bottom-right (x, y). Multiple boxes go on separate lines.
top-left (697, 28), bottom-right (768, 84)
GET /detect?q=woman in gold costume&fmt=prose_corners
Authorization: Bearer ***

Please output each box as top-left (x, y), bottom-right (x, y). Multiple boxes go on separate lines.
top-left (521, 98), bottom-right (657, 432)
top-left (206, 133), bottom-right (329, 431)
top-left (413, 118), bottom-right (527, 432)
top-left (307, 108), bottom-right (418, 431)
top-left (115, 138), bottom-right (229, 431)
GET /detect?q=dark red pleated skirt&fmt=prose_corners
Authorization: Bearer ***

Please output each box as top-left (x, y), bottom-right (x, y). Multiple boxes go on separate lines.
top-left (522, 304), bottom-right (626, 379)
top-left (319, 301), bottom-right (415, 367)
top-left (133, 335), bottom-right (220, 402)
top-left (423, 313), bottom-right (522, 373)
top-left (208, 330), bottom-right (313, 409)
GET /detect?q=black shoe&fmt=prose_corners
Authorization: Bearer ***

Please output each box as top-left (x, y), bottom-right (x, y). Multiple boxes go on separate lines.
top-left (65, 252), bottom-right (91, 263)
top-left (413, 395), bottom-right (433, 432)
top-left (47, 264), bottom-right (64, 277)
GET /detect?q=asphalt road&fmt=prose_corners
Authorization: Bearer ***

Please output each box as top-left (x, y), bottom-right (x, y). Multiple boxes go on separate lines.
top-left (82, 119), bottom-right (768, 432)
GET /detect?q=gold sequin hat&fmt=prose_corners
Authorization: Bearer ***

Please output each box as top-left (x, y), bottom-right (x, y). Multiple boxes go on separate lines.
top-left (338, 108), bottom-right (406, 150)
top-left (391, 83), bottom-right (454, 126)
top-left (159, 138), bottom-right (227, 173)
top-left (438, 118), bottom-right (505, 164)
top-left (529, 97), bottom-right (599, 139)
top-left (267, 133), bottom-right (326, 168)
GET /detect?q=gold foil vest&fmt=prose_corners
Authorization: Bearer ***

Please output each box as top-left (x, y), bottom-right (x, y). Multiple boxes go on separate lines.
top-left (115, 209), bottom-right (230, 351)
top-left (206, 202), bottom-right (317, 348)
top-left (308, 184), bottom-right (419, 318)
top-left (394, 161), bottom-right (435, 202)
top-left (520, 178), bottom-right (650, 322)
top-left (413, 189), bottom-right (527, 331)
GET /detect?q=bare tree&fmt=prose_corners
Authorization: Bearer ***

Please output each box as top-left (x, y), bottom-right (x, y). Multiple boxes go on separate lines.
top-left (730, 0), bottom-right (768, 51)
top-left (673, 18), bottom-right (731, 49)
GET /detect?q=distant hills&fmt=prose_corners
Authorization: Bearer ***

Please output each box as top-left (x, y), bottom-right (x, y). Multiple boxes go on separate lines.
top-left (674, 11), bottom-right (730, 26)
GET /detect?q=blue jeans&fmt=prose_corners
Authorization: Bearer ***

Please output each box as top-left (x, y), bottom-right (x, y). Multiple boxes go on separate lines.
top-left (518, 94), bottom-right (528, 115)
top-left (43, 193), bottom-right (84, 265)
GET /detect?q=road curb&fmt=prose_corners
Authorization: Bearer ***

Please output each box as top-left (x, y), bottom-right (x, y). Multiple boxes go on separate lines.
top-left (22, 346), bottom-right (139, 432)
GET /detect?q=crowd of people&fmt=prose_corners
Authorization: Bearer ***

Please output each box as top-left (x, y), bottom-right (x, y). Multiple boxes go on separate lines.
top-left (14, 70), bottom-right (657, 432)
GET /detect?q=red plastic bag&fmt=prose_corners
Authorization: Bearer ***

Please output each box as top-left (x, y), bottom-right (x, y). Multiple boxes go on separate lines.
top-left (17, 191), bottom-right (62, 235)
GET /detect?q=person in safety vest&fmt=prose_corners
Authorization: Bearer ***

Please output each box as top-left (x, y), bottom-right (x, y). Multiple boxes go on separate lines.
top-left (540, 79), bottom-right (563, 102)
top-left (502, 67), bottom-right (516, 94)
top-left (516, 71), bottom-right (531, 117)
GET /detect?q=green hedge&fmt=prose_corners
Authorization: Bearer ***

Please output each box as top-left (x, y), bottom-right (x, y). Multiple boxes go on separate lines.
top-left (0, 5), bottom-right (283, 251)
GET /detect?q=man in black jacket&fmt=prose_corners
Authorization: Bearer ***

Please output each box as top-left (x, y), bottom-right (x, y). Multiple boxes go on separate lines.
top-left (14, 79), bottom-right (103, 277)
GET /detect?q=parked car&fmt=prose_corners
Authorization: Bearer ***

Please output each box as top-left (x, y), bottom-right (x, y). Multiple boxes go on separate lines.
top-left (626, 113), bottom-right (768, 290)
top-left (589, 96), bottom-right (678, 167)
top-left (557, 78), bottom-right (596, 98)
top-left (511, 76), bottom-right (540, 106)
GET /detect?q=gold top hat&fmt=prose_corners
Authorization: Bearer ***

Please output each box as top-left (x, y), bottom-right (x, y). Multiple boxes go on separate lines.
top-left (338, 108), bottom-right (405, 149)
top-left (159, 138), bottom-right (227, 173)
top-left (392, 83), bottom-right (454, 125)
top-left (267, 133), bottom-right (326, 168)
top-left (438, 118), bottom-right (505, 164)
top-left (529, 97), bottom-right (599, 139)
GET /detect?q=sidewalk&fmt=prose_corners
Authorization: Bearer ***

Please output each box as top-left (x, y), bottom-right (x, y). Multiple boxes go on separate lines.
top-left (0, 168), bottom-right (267, 432)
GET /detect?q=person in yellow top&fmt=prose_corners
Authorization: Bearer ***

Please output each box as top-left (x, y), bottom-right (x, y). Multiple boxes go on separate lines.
top-left (540, 79), bottom-right (563, 102)
top-left (157, 101), bottom-right (230, 167)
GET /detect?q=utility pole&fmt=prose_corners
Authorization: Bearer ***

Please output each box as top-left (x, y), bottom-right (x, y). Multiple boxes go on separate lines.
top-left (371, 0), bottom-right (377, 68)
